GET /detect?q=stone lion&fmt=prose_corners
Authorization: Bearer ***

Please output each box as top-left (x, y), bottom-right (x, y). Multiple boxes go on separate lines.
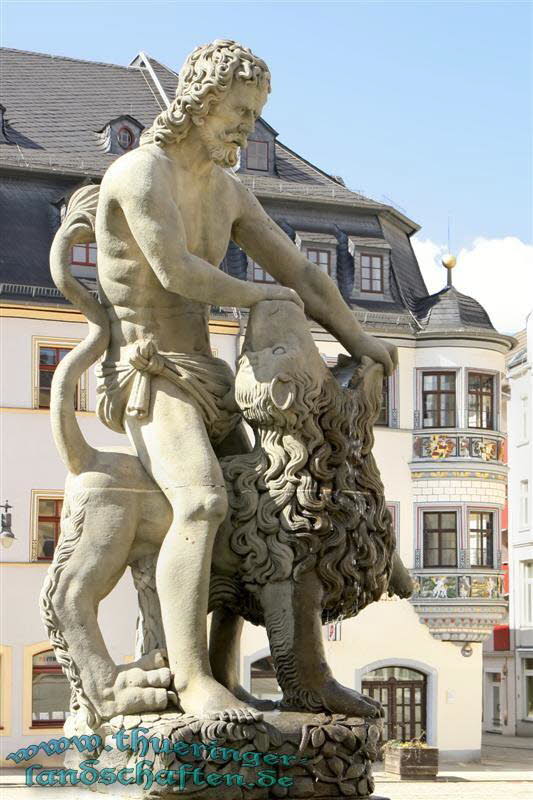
top-left (40, 185), bottom-right (411, 730)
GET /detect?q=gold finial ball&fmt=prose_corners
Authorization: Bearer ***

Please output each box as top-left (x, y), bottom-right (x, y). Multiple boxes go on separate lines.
top-left (442, 254), bottom-right (457, 269)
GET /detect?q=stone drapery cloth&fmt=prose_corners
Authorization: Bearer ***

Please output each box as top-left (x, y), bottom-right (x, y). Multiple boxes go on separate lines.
top-left (95, 341), bottom-right (241, 444)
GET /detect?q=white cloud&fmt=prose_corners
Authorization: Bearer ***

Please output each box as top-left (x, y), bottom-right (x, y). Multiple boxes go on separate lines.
top-left (412, 235), bottom-right (533, 335)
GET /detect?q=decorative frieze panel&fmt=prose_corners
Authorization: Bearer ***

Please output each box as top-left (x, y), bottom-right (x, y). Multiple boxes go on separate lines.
top-left (411, 572), bottom-right (504, 600)
top-left (410, 570), bottom-right (507, 642)
top-left (413, 433), bottom-right (504, 463)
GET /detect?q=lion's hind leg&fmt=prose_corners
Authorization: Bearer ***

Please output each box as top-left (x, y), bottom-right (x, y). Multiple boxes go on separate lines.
top-left (39, 488), bottom-right (171, 725)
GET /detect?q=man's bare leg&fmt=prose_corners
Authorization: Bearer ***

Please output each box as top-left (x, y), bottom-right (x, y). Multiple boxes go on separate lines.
top-left (209, 607), bottom-right (276, 710)
top-left (125, 377), bottom-right (260, 721)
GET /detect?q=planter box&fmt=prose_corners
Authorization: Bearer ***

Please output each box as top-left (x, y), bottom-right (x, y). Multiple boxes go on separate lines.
top-left (384, 745), bottom-right (439, 780)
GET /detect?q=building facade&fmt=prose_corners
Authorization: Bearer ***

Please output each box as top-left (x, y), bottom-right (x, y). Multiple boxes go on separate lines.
top-left (0, 46), bottom-right (513, 763)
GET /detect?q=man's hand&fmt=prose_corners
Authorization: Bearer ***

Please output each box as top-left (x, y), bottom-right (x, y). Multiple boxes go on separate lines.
top-left (351, 332), bottom-right (398, 377)
top-left (257, 284), bottom-right (305, 310)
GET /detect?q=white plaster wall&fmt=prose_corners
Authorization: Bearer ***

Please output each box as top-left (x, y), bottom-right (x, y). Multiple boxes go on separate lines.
top-left (239, 599), bottom-right (483, 758)
top-left (0, 316), bottom-right (88, 409)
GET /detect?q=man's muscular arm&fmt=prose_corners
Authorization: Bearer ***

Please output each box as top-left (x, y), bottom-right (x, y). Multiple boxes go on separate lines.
top-left (101, 153), bottom-right (300, 310)
top-left (232, 182), bottom-right (397, 374)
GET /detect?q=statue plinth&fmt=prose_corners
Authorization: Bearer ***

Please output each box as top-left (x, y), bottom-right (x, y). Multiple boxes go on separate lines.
top-left (64, 710), bottom-right (383, 798)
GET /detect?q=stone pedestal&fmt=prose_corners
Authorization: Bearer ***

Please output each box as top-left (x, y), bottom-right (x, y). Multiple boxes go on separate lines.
top-left (64, 710), bottom-right (383, 798)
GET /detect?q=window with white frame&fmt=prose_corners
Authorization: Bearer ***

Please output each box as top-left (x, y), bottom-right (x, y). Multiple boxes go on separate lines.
top-left (246, 140), bottom-right (268, 171)
top-left (524, 658), bottom-right (533, 719)
top-left (421, 371), bottom-right (456, 428)
top-left (422, 510), bottom-right (458, 567)
top-left (360, 254), bottom-right (383, 293)
top-left (376, 376), bottom-right (390, 426)
top-left (306, 248), bottom-right (331, 275)
top-left (520, 480), bottom-right (530, 528)
top-left (524, 562), bottom-right (533, 627)
top-left (251, 261), bottom-right (275, 283)
top-left (31, 649), bottom-right (70, 728)
top-left (521, 396), bottom-right (529, 442)
top-left (468, 510), bottom-right (494, 567)
top-left (468, 372), bottom-right (495, 430)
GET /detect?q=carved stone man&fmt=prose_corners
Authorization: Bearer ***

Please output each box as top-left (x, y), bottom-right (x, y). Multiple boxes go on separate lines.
top-left (95, 39), bottom-right (397, 720)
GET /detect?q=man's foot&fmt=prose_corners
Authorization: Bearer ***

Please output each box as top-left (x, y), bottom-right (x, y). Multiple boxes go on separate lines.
top-left (178, 675), bottom-right (264, 722)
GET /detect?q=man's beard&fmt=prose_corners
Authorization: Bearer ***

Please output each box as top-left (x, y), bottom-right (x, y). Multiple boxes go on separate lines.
top-left (199, 126), bottom-right (239, 168)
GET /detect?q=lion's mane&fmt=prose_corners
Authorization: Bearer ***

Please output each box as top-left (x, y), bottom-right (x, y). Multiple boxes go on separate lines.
top-left (222, 360), bottom-right (395, 624)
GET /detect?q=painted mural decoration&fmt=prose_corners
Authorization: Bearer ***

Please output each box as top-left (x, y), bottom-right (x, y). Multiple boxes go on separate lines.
top-left (413, 574), bottom-right (503, 600)
top-left (413, 434), bottom-right (503, 462)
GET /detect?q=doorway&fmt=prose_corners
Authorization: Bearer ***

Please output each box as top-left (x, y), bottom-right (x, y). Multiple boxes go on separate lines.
top-left (362, 665), bottom-right (427, 742)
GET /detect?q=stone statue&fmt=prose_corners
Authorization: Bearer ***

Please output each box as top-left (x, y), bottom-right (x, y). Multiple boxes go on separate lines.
top-left (42, 39), bottom-right (411, 798)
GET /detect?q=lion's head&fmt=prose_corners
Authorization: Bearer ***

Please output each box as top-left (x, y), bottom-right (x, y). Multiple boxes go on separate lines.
top-left (225, 301), bottom-right (395, 624)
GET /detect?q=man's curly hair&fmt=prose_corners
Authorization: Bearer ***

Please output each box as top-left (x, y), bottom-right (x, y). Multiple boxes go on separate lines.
top-left (141, 39), bottom-right (271, 148)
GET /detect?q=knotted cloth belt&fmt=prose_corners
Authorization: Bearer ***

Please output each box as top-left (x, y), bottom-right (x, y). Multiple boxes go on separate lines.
top-left (95, 341), bottom-right (240, 444)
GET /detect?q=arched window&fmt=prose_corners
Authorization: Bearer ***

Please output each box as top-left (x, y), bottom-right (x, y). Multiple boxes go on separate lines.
top-left (250, 655), bottom-right (282, 701)
top-left (362, 666), bottom-right (427, 743)
top-left (31, 649), bottom-right (70, 728)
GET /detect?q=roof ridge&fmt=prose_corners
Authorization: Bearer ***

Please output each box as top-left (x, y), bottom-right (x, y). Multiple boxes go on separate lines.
top-left (0, 46), bottom-right (145, 72)
top-left (142, 53), bottom-right (179, 78)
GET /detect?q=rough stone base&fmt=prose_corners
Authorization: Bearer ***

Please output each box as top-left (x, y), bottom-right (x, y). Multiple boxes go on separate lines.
top-left (64, 709), bottom-right (383, 798)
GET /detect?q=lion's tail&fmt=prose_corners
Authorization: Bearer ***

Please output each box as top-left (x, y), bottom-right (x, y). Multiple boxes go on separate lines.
top-left (49, 185), bottom-right (108, 475)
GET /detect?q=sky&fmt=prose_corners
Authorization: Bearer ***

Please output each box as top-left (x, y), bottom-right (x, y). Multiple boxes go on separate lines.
top-left (1, 0), bottom-right (532, 332)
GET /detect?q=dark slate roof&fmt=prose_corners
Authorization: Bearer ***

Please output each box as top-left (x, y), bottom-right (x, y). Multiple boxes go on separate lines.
top-left (0, 47), bottom-right (171, 175)
top-left (415, 285), bottom-right (496, 332)
top-left (379, 217), bottom-right (428, 313)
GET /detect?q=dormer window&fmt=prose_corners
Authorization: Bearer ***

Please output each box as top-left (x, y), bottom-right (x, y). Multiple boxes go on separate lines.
top-left (306, 248), bottom-right (331, 275)
top-left (97, 115), bottom-right (143, 155)
top-left (246, 140), bottom-right (268, 171)
top-left (118, 126), bottom-right (134, 151)
top-left (361, 254), bottom-right (383, 293)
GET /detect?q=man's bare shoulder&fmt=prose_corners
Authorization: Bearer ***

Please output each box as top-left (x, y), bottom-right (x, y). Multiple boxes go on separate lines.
top-left (101, 145), bottom-right (173, 199)
top-left (219, 168), bottom-right (258, 210)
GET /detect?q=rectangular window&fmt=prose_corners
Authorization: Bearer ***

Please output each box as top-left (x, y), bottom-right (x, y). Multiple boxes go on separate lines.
top-left (32, 650), bottom-right (70, 727)
top-left (246, 140), bottom-right (268, 171)
top-left (306, 248), bottom-right (331, 275)
top-left (468, 372), bottom-right (495, 429)
top-left (38, 346), bottom-right (77, 410)
top-left (423, 511), bottom-right (457, 567)
top-left (71, 243), bottom-right (97, 267)
top-left (361, 254), bottom-right (383, 293)
top-left (422, 371), bottom-right (456, 428)
top-left (524, 658), bottom-right (533, 719)
top-left (252, 261), bottom-right (275, 283)
top-left (524, 562), bottom-right (533, 626)
top-left (521, 396), bottom-right (529, 441)
top-left (33, 497), bottom-right (63, 561)
top-left (521, 480), bottom-right (530, 528)
top-left (468, 511), bottom-right (494, 567)
top-left (376, 376), bottom-right (389, 426)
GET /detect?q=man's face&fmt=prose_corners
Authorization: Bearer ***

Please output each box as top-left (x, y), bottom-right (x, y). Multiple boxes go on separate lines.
top-left (197, 81), bottom-right (268, 168)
